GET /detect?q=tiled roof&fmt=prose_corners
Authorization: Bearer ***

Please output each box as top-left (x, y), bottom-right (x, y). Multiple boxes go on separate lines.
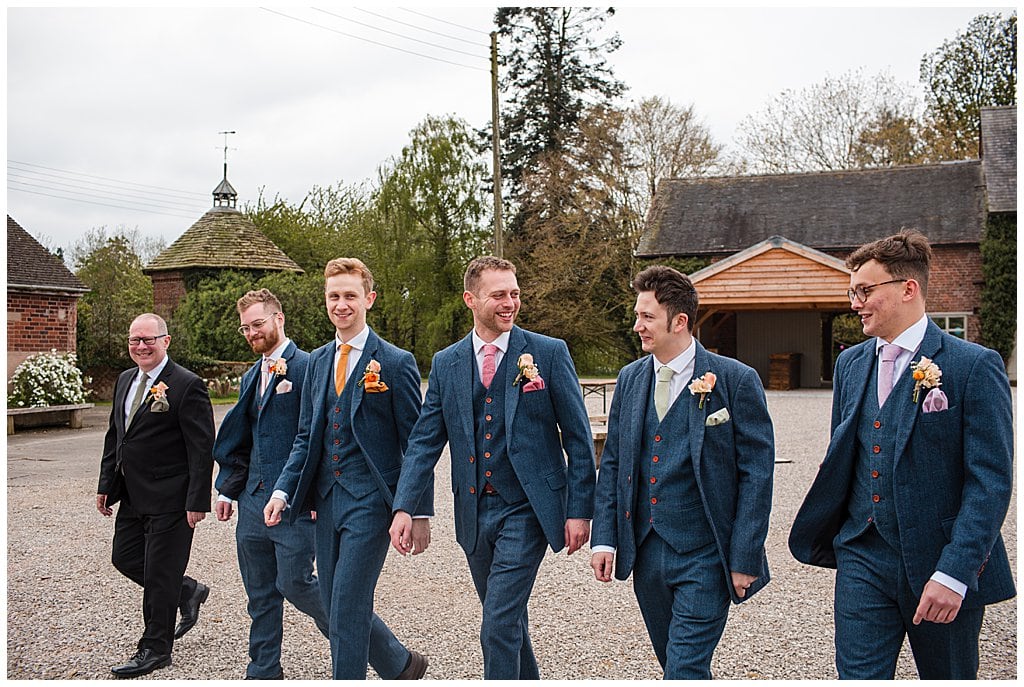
top-left (144, 206), bottom-right (303, 273)
top-left (638, 161), bottom-right (986, 257)
top-left (980, 106), bottom-right (1016, 213)
top-left (7, 216), bottom-right (89, 292)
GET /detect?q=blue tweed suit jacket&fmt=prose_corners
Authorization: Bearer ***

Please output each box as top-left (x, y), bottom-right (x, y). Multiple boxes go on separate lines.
top-left (214, 340), bottom-right (307, 500)
top-left (272, 328), bottom-right (432, 521)
top-left (392, 326), bottom-right (597, 554)
top-left (789, 320), bottom-right (1015, 607)
top-left (591, 341), bottom-right (775, 603)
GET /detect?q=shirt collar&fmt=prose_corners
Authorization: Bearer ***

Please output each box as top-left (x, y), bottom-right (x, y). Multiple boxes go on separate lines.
top-left (875, 314), bottom-right (929, 356)
top-left (651, 338), bottom-right (696, 375)
top-left (473, 330), bottom-right (510, 356)
top-left (337, 326), bottom-right (369, 352)
top-left (141, 355), bottom-right (169, 382)
top-left (263, 338), bottom-right (291, 362)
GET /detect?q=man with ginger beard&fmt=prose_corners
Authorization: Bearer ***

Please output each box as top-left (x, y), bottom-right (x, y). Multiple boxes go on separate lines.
top-left (389, 255), bottom-right (596, 679)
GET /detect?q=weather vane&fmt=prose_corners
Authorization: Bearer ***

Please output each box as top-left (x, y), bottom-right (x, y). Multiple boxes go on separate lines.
top-left (218, 130), bottom-right (237, 165)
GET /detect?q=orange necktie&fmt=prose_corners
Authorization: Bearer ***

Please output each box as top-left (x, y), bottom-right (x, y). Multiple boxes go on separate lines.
top-left (335, 344), bottom-right (352, 395)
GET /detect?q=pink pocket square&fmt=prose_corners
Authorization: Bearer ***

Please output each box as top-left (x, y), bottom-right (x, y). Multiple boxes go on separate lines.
top-left (275, 379), bottom-right (293, 394)
top-left (522, 377), bottom-right (546, 392)
top-left (922, 388), bottom-right (948, 413)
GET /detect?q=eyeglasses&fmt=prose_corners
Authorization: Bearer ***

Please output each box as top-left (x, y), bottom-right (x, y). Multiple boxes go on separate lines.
top-left (847, 279), bottom-right (907, 304)
top-left (238, 312), bottom-right (280, 336)
top-left (127, 335), bottom-right (169, 346)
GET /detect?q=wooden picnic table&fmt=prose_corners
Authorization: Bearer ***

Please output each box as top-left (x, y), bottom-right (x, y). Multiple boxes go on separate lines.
top-left (578, 377), bottom-right (617, 414)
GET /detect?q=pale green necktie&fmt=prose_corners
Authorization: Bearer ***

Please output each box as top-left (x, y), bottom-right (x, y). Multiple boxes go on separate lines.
top-left (654, 365), bottom-right (674, 421)
top-left (126, 372), bottom-right (149, 428)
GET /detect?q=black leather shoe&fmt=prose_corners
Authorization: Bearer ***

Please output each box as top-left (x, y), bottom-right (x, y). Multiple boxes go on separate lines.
top-left (111, 648), bottom-right (172, 678)
top-left (396, 650), bottom-right (427, 679)
top-left (174, 582), bottom-right (209, 639)
top-left (245, 672), bottom-right (284, 679)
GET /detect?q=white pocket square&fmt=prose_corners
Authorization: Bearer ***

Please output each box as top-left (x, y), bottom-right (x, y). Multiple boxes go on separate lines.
top-left (275, 379), bottom-right (293, 394)
top-left (705, 407), bottom-right (730, 426)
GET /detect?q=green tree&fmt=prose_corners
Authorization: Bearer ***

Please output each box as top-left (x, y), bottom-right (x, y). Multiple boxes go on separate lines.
top-left (169, 271), bottom-right (255, 367)
top-left (979, 213), bottom-right (1016, 363)
top-left (920, 11), bottom-right (1017, 158)
top-left (371, 115), bottom-right (491, 368)
top-left (73, 231), bottom-right (156, 369)
top-left (495, 7), bottom-right (625, 201)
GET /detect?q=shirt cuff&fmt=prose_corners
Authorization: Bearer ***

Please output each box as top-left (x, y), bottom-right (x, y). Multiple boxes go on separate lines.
top-left (412, 515), bottom-right (431, 519)
top-left (216, 494), bottom-right (233, 504)
top-left (590, 545), bottom-right (616, 554)
top-left (931, 571), bottom-right (967, 598)
top-left (271, 489), bottom-right (290, 509)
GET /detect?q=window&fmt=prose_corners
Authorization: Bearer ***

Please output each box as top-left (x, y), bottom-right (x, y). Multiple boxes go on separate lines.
top-left (930, 314), bottom-right (968, 339)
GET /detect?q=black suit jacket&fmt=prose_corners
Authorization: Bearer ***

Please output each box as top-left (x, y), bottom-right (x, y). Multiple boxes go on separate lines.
top-left (98, 358), bottom-right (215, 514)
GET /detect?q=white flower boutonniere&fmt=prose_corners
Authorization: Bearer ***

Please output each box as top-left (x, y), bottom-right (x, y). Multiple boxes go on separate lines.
top-left (149, 381), bottom-right (170, 412)
top-left (688, 371), bottom-right (717, 409)
top-left (268, 358), bottom-right (287, 377)
top-left (513, 353), bottom-right (541, 386)
top-left (910, 357), bottom-right (942, 404)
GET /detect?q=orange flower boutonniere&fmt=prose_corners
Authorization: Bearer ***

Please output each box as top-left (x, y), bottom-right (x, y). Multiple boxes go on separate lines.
top-left (910, 357), bottom-right (941, 403)
top-left (149, 381), bottom-right (170, 412)
top-left (357, 359), bottom-right (389, 393)
top-left (688, 371), bottom-right (717, 409)
top-left (269, 358), bottom-right (287, 377)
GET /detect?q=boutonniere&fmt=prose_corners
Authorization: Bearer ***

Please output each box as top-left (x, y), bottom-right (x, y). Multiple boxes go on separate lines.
top-left (513, 353), bottom-right (542, 387)
top-left (268, 358), bottom-right (287, 377)
top-left (910, 356), bottom-right (942, 403)
top-left (149, 381), bottom-right (170, 412)
top-left (357, 359), bottom-right (389, 393)
top-left (688, 371), bottom-right (717, 409)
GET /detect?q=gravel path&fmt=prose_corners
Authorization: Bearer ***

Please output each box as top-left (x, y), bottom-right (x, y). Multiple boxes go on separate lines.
top-left (6, 389), bottom-right (1016, 679)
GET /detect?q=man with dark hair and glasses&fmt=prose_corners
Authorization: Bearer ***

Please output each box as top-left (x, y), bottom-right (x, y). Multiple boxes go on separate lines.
top-left (790, 230), bottom-right (1014, 679)
top-left (212, 288), bottom-right (334, 679)
top-left (96, 313), bottom-right (215, 678)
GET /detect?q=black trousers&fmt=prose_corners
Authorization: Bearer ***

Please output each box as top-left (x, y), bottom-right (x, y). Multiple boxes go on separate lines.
top-left (111, 499), bottom-right (198, 655)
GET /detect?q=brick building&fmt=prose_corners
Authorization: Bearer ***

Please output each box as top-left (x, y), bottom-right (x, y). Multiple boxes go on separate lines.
top-left (637, 107), bottom-right (1015, 388)
top-left (7, 216), bottom-right (89, 378)
top-left (143, 167), bottom-right (302, 319)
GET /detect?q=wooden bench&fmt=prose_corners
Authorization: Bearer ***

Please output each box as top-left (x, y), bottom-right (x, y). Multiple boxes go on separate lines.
top-left (7, 403), bottom-right (94, 435)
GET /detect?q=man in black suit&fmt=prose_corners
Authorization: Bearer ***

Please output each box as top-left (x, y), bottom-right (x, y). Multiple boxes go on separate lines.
top-left (96, 313), bottom-right (215, 678)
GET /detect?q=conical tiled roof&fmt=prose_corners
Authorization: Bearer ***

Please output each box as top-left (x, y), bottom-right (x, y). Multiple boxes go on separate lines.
top-left (144, 206), bottom-right (303, 273)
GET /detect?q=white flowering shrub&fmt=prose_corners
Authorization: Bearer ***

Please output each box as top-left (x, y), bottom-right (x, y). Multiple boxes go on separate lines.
top-left (8, 349), bottom-right (89, 408)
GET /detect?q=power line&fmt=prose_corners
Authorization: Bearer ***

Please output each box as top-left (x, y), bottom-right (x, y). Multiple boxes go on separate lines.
top-left (8, 184), bottom-right (202, 220)
top-left (312, 8), bottom-right (486, 60)
top-left (7, 159), bottom-right (209, 200)
top-left (260, 7), bottom-right (488, 72)
top-left (352, 7), bottom-right (484, 46)
top-left (397, 7), bottom-right (491, 36)
top-left (6, 173), bottom-right (208, 213)
top-left (8, 179), bottom-right (207, 216)
top-left (7, 165), bottom-right (210, 206)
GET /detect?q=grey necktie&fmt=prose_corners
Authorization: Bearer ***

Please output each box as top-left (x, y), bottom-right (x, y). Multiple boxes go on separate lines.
top-left (654, 365), bottom-right (675, 421)
top-left (126, 372), bottom-right (149, 428)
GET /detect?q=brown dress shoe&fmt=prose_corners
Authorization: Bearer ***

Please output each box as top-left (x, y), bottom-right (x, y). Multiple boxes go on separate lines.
top-left (396, 650), bottom-right (427, 679)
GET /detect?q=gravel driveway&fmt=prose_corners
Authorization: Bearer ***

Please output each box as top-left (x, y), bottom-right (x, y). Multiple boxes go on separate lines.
top-left (6, 389), bottom-right (1016, 679)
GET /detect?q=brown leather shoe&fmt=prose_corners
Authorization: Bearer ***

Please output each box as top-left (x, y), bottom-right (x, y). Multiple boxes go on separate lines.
top-left (396, 650), bottom-right (427, 679)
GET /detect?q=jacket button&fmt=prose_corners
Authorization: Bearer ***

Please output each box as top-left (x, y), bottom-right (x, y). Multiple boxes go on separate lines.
top-left (334, 470), bottom-right (341, 477)
top-left (873, 421), bottom-right (881, 429)
top-left (469, 456), bottom-right (475, 463)
top-left (650, 477), bottom-right (656, 484)
top-left (654, 435), bottom-right (662, 442)
top-left (334, 407), bottom-right (340, 413)
top-left (652, 456), bottom-right (659, 463)
top-left (333, 455), bottom-right (339, 462)
top-left (625, 511), bottom-right (630, 519)
top-left (873, 445), bottom-right (881, 454)
top-left (650, 497), bottom-right (657, 505)
top-left (485, 471), bottom-right (492, 477)
top-left (627, 475), bottom-right (631, 482)
top-left (469, 486), bottom-right (476, 494)
top-left (872, 494), bottom-right (880, 503)
top-left (334, 439), bottom-right (341, 445)
top-left (485, 433), bottom-right (492, 440)
top-left (485, 414), bottom-right (492, 421)
top-left (486, 397), bottom-right (492, 404)
top-left (871, 470), bottom-right (879, 478)
top-left (484, 452), bottom-right (491, 458)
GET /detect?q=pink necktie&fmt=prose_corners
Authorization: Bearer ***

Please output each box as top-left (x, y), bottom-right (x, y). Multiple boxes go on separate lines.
top-left (877, 343), bottom-right (902, 407)
top-left (481, 344), bottom-right (498, 388)
top-left (261, 358), bottom-right (272, 395)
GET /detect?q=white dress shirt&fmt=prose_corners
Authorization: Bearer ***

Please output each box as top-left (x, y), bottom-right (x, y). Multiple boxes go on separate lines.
top-left (124, 355), bottom-right (169, 423)
top-left (876, 314), bottom-right (966, 598)
top-left (472, 330), bottom-right (511, 381)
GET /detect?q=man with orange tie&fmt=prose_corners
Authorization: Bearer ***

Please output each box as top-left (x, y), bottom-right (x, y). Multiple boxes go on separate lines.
top-left (263, 258), bottom-right (431, 680)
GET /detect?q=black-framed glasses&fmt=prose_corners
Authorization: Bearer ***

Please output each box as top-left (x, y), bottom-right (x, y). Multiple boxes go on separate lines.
top-left (238, 312), bottom-right (280, 335)
top-left (127, 335), bottom-right (169, 346)
top-left (847, 280), bottom-right (907, 304)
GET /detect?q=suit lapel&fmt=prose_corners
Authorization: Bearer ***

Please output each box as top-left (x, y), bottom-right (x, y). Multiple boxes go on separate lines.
top-left (893, 321), bottom-right (945, 465)
top-left (260, 340), bottom-right (297, 419)
top-left (128, 359), bottom-right (174, 433)
top-left (349, 331), bottom-right (375, 425)
top-left (628, 359), bottom-right (653, 479)
top-left (504, 327), bottom-right (526, 431)
top-left (114, 369), bottom-right (134, 436)
top-left (453, 334), bottom-right (476, 446)
top-left (689, 343), bottom-right (710, 469)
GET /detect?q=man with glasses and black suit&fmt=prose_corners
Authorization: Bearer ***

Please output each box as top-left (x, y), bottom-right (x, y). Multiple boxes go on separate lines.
top-left (96, 313), bottom-right (214, 678)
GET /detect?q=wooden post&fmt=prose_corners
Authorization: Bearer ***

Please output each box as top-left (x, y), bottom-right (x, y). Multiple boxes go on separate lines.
top-left (490, 31), bottom-right (504, 258)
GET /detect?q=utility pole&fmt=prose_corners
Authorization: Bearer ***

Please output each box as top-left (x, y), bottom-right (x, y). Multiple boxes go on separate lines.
top-left (489, 31), bottom-right (504, 258)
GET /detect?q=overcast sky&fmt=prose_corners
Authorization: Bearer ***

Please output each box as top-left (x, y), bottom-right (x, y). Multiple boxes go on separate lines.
top-left (6, 5), bottom-right (1008, 254)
